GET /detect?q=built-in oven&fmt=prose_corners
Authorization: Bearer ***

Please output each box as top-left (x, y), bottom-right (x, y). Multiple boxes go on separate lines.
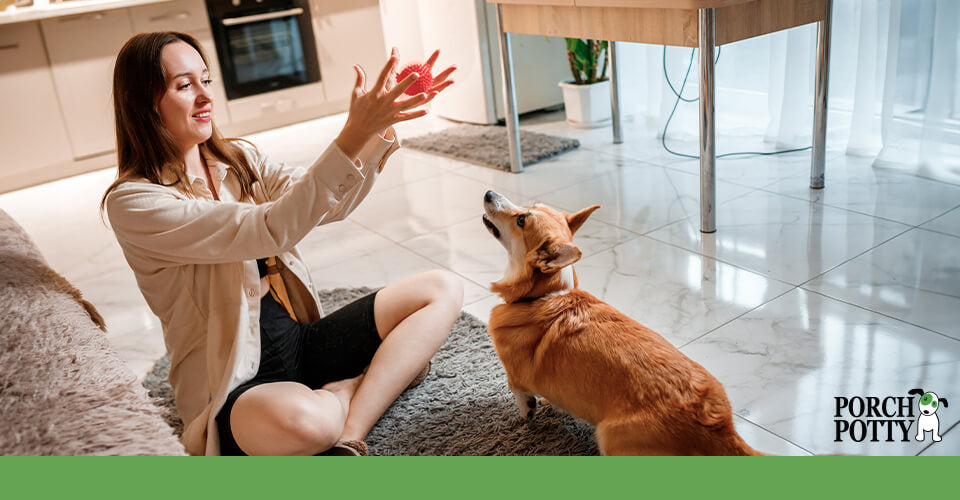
top-left (207, 0), bottom-right (321, 100)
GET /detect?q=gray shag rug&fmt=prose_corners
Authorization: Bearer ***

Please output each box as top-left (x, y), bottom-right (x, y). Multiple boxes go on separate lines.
top-left (144, 287), bottom-right (599, 456)
top-left (401, 124), bottom-right (580, 171)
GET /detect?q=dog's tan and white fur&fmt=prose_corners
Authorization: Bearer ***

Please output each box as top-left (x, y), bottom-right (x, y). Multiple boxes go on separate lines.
top-left (482, 191), bottom-right (765, 456)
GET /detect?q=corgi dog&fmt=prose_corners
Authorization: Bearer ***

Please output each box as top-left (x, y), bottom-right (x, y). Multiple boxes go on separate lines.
top-left (481, 190), bottom-right (765, 456)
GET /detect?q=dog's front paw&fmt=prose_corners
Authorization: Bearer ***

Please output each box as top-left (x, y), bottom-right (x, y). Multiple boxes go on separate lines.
top-left (513, 390), bottom-right (537, 419)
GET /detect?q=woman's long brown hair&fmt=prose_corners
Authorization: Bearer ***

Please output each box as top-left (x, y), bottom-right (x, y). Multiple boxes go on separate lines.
top-left (100, 31), bottom-right (258, 215)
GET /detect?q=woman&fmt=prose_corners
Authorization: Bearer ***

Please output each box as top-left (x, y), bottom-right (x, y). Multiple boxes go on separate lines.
top-left (102, 32), bottom-right (461, 456)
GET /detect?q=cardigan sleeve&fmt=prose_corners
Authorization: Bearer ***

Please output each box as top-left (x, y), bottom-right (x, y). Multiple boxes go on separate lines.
top-left (258, 127), bottom-right (399, 202)
top-left (106, 142), bottom-right (369, 265)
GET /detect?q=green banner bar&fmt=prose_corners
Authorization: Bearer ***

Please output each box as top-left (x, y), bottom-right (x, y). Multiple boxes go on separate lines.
top-left (2, 456), bottom-right (957, 498)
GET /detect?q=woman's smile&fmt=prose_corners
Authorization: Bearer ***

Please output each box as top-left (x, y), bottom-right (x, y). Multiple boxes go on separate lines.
top-left (158, 41), bottom-right (215, 150)
top-left (193, 108), bottom-right (212, 122)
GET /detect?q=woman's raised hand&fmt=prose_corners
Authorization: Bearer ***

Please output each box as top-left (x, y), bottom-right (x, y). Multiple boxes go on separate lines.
top-left (424, 49), bottom-right (456, 95)
top-left (335, 48), bottom-right (456, 159)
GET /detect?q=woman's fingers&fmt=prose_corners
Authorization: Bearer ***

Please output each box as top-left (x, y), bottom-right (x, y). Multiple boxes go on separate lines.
top-left (387, 71), bottom-right (420, 99)
top-left (433, 66), bottom-right (456, 85)
top-left (374, 53), bottom-right (399, 93)
top-left (394, 109), bottom-right (429, 122)
top-left (429, 80), bottom-right (455, 94)
top-left (396, 91), bottom-right (432, 110)
top-left (421, 90), bottom-right (441, 105)
top-left (353, 65), bottom-right (367, 96)
top-left (383, 48), bottom-right (400, 92)
top-left (424, 49), bottom-right (440, 69)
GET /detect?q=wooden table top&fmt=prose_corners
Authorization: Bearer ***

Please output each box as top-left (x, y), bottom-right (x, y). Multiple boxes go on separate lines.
top-left (490, 0), bottom-right (757, 9)
top-left (488, 0), bottom-right (826, 47)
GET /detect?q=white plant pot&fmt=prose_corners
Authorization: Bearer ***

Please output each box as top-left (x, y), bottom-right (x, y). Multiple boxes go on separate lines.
top-left (558, 79), bottom-right (611, 128)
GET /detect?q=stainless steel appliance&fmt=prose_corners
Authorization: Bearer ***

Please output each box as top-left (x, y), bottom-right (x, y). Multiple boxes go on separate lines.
top-left (207, 0), bottom-right (321, 100)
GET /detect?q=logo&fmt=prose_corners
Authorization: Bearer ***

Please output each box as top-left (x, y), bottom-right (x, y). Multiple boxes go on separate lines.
top-left (834, 388), bottom-right (948, 443)
top-left (909, 388), bottom-right (949, 442)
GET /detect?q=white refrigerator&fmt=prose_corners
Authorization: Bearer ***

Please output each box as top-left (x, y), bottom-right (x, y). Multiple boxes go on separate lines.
top-left (412, 0), bottom-right (571, 124)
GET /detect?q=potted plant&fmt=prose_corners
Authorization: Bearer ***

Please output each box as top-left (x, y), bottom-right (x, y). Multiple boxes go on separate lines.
top-left (558, 38), bottom-right (610, 128)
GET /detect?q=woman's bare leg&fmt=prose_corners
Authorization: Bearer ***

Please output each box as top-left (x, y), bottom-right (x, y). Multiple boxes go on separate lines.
top-left (229, 376), bottom-right (363, 456)
top-left (339, 270), bottom-right (463, 441)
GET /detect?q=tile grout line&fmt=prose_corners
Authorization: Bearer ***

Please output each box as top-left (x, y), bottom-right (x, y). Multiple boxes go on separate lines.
top-left (755, 184), bottom-right (960, 228)
top-left (797, 287), bottom-right (960, 344)
top-left (733, 412), bottom-right (816, 456)
top-left (914, 419), bottom-right (960, 456)
top-left (911, 201), bottom-right (960, 233)
top-left (676, 286), bottom-right (796, 350)
top-left (795, 224), bottom-right (917, 291)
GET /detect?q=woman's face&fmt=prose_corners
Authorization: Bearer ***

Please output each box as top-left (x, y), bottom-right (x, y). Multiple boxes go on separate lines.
top-left (157, 41), bottom-right (214, 152)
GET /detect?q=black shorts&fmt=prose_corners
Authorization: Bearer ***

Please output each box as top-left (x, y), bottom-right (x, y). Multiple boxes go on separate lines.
top-left (215, 289), bottom-right (382, 456)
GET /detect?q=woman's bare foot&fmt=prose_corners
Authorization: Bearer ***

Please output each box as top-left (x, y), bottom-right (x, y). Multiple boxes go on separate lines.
top-left (318, 374), bottom-right (364, 420)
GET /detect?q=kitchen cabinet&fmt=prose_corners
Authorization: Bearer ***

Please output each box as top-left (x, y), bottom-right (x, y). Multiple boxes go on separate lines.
top-left (41, 9), bottom-right (134, 159)
top-left (310, 0), bottom-right (387, 103)
top-left (127, 0), bottom-right (208, 33)
top-left (0, 21), bottom-right (74, 180)
top-left (128, 0), bottom-right (230, 125)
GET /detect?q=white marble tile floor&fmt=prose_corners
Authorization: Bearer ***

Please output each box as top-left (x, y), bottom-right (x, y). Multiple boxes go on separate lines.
top-left (2, 109), bottom-right (957, 456)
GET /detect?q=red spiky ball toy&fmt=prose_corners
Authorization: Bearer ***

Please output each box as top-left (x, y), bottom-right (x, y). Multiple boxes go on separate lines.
top-left (397, 62), bottom-right (434, 96)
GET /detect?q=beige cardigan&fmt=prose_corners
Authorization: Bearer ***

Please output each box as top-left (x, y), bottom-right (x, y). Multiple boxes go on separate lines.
top-left (106, 131), bottom-right (399, 455)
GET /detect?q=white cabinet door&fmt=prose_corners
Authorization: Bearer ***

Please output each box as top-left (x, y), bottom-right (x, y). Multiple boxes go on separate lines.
top-left (127, 0), bottom-right (209, 33)
top-left (128, 0), bottom-right (231, 125)
top-left (309, 0), bottom-right (387, 104)
top-left (41, 10), bottom-right (134, 158)
top-left (0, 22), bottom-right (74, 179)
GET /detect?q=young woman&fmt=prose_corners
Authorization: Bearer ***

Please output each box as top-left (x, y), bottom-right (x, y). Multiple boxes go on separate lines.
top-left (102, 32), bottom-right (460, 456)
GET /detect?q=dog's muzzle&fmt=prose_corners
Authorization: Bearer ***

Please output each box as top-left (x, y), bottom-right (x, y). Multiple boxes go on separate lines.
top-left (482, 213), bottom-right (500, 239)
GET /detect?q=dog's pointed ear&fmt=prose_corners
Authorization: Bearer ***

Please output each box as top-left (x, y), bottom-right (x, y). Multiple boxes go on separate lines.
top-left (531, 240), bottom-right (582, 274)
top-left (566, 205), bottom-right (601, 235)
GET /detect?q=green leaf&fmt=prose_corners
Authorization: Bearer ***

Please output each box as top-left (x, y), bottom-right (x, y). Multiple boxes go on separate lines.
top-left (573, 39), bottom-right (590, 63)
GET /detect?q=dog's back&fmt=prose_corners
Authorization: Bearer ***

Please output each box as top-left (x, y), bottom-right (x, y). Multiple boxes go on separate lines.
top-left (490, 288), bottom-right (764, 456)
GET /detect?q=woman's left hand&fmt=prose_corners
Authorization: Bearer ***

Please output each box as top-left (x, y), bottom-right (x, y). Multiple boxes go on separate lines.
top-left (379, 48), bottom-right (456, 131)
top-left (423, 49), bottom-right (456, 96)
top-left (336, 48), bottom-right (456, 158)
top-left (382, 48), bottom-right (456, 100)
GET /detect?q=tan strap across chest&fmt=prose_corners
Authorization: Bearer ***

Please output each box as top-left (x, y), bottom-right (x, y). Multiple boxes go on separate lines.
top-left (264, 256), bottom-right (299, 323)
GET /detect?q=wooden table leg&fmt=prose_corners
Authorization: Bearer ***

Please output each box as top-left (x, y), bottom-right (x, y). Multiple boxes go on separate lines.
top-left (495, 3), bottom-right (523, 173)
top-left (811, 0), bottom-right (832, 189)
top-left (609, 41), bottom-right (623, 144)
top-left (699, 7), bottom-right (717, 233)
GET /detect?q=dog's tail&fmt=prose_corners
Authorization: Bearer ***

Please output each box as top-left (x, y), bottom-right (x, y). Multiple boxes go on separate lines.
top-left (693, 381), bottom-right (771, 456)
top-left (727, 435), bottom-right (771, 456)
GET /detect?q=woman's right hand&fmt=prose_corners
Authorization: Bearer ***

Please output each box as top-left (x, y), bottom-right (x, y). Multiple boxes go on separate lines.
top-left (334, 48), bottom-right (435, 160)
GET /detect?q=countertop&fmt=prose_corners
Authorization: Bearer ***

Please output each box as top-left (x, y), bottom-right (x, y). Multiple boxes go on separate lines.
top-left (0, 0), bottom-right (177, 26)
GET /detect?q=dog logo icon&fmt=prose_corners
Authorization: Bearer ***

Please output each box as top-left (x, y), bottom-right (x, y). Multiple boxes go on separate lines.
top-left (908, 388), bottom-right (948, 442)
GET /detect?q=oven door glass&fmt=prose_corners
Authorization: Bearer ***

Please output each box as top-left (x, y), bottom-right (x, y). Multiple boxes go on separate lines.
top-left (223, 11), bottom-right (309, 98)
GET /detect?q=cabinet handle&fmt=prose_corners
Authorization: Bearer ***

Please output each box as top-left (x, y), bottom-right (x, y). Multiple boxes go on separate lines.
top-left (148, 11), bottom-right (191, 22)
top-left (222, 8), bottom-right (303, 26)
top-left (0, 43), bottom-right (20, 51)
top-left (58, 12), bottom-right (105, 22)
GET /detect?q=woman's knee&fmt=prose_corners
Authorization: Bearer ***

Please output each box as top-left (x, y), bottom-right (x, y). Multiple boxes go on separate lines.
top-left (235, 392), bottom-right (343, 455)
top-left (421, 269), bottom-right (464, 310)
top-left (281, 393), bottom-right (344, 451)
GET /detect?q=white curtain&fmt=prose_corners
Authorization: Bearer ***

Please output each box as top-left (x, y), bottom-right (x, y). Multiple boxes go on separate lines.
top-left (616, 0), bottom-right (960, 183)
